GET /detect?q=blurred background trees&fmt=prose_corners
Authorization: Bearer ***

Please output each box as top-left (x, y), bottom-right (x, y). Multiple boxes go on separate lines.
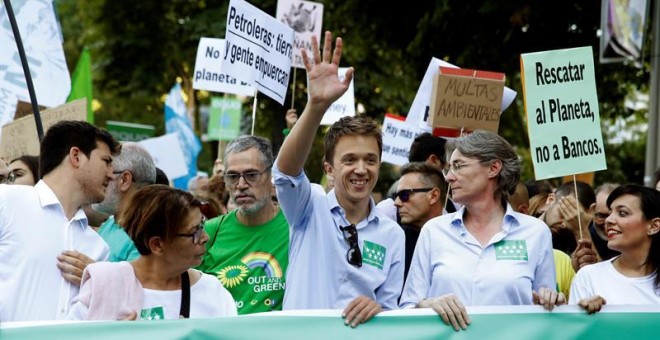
top-left (56, 0), bottom-right (652, 191)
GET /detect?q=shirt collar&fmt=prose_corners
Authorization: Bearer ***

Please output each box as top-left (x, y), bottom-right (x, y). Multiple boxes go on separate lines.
top-left (327, 189), bottom-right (379, 227)
top-left (450, 203), bottom-right (520, 234)
top-left (35, 180), bottom-right (89, 224)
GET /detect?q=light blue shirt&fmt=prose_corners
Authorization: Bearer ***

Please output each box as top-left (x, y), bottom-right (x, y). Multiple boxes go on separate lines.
top-left (98, 216), bottom-right (140, 262)
top-left (400, 204), bottom-right (556, 308)
top-left (273, 166), bottom-right (405, 310)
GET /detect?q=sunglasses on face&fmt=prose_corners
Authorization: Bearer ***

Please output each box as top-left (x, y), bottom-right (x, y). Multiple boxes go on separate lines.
top-left (393, 188), bottom-right (434, 202)
top-left (176, 217), bottom-right (206, 245)
top-left (340, 224), bottom-right (362, 267)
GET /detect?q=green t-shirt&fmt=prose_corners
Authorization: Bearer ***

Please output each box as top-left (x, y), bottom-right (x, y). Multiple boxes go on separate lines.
top-left (197, 209), bottom-right (289, 314)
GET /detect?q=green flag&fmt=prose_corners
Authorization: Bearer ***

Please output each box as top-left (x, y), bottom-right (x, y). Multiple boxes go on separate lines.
top-left (67, 48), bottom-right (93, 123)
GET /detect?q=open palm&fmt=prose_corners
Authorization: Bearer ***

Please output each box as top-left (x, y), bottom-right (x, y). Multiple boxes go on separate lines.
top-left (302, 31), bottom-right (354, 106)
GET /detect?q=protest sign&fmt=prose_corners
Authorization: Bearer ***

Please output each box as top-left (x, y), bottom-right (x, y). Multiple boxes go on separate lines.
top-left (521, 46), bottom-right (607, 180)
top-left (207, 96), bottom-right (242, 141)
top-left (192, 38), bottom-right (255, 96)
top-left (106, 121), bottom-right (155, 142)
top-left (429, 67), bottom-right (504, 133)
top-left (406, 58), bottom-right (516, 132)
top-left (320, 68), bottom-right (355, 125)
top-left (0, 0), bottom-right (71, 137)
top-left (138, 133), bottom-right (189, 180)
top-left (381, 114), bottom-right (424, 166)
top-left (0, 99), bottom-right (86, 161)
top-left (222, 0), bottom-right (294, 104)
top-left (276, 0), bottom-right (324, 69)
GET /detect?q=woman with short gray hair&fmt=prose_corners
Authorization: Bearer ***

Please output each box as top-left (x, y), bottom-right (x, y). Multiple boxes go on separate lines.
top-left (400, 130), bottom-right (560, 331)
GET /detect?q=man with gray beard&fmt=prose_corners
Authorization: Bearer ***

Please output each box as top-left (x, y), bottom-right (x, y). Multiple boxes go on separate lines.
top-left (197, 136), bottom-right (289, 315)
top-left (93, 142), bottom-right (156, 262)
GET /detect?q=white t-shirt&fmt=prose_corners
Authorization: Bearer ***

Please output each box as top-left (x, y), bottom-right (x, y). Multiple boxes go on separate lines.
top-left (0, 181), bottom-right (109, 321)
top-left (569, 258), bottom-right (660, 305)
top-left (140, 271), bottom-right (236, 320)
top-left (68, 271), bottom-right (237, 320)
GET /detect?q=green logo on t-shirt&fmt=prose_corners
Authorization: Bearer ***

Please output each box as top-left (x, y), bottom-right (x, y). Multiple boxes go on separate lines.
top-left (140, 306), bottom-right (165, 320)
top-left (495, 240), bottom-right (528, 261)
top-left (363, 241), bottom-right (386, 269)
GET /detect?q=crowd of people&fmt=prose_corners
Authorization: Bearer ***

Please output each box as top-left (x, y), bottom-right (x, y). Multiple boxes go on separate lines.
top-left (1, 32), bottom-right (660, 330)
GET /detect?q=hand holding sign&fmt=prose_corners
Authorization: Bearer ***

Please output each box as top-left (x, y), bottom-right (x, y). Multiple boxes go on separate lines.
top-left (301, 31), bottom-right (354, 109)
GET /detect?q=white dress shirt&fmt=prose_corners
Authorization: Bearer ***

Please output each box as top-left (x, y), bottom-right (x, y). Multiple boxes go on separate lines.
top-left (0, 181), bottom-right (109, 321)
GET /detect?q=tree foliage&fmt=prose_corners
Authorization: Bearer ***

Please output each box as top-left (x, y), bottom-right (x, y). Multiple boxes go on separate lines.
top-left (56, 0), bottom-right (652, 188)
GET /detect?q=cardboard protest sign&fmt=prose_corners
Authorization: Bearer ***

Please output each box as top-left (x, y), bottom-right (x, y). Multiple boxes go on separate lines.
top-left (429, 67), bottom-right (505, 133)
top-left (381, 114), bottom-right (424, 166)
top-left (207, 96), bottom-right (242, 141)
top-left (138, 133), bottom-right (189, 180)
top-left (276, 0), bottom-right (324, 69)
top-left (0, 99), bottom-right (86, 161)
top-left (0, 0), bottom-right (71, 137)
top-left (406, 58), bottom-right (517, 132)
top-left (521, 46), bottom-right (607, 180)
top-left (320, 68), bottom-right (355, 125)
top-left (193, 38), bottom-right (255, 96)
top-left (222, 0), bottom-right (294, 104)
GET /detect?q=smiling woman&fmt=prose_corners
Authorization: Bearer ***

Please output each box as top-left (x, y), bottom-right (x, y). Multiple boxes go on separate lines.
top-left (67, 185), bottom-right (237, 321)
top-left (569, 185), bottom-right (660, 314)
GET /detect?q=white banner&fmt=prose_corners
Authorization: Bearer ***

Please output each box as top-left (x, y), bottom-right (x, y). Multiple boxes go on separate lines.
top-left (406, 58), bottom-right (517, 132)
top-left (381, 114), bottom-right (425, 166)
top-left (320, 68), bottom-right (355, 126)
top-left (276, 0), bottom-right (324, 69)
top-left (222, 0), bottom-right (294, 104)
top-left (193, 37), bottom-right (255, 96)
top-left (138, 133), bottom-right (189, 180)
top-left (0, 0), bottom-right (70, 137)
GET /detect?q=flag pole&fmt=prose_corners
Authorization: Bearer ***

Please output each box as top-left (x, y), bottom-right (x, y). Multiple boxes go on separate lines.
top-left (291, 68), bottom-right (297, 109)
top-left (251, 89), bottom-right (258, 136)
top-left (3, 0), bottom-right (44, 140)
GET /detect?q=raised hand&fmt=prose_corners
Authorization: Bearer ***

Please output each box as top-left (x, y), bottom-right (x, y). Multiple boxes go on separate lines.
top-left (301, 31), bottom-right (354, 108)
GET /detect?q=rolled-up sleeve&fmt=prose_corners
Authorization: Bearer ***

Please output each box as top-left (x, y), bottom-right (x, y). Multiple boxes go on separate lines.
top-left (272, 165), bottom-right (313, 231)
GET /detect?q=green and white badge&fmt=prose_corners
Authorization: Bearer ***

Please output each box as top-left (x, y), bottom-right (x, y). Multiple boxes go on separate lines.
top-left (363, 241), bottom-right (387, 269)
top-left (140, 306), bottom-right (165, 321)
top-left (494, 240), bottom-right (528, 261)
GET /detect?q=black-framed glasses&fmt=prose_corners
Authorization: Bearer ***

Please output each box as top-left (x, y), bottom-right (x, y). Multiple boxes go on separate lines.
top-left (340, 224), bottom-right (362, 267)
top-left (112, 170), bottom-right (131, 179)
top-left (223, 166), bottom-right (271, 186)
top-left (176, 218), bottom-right (206, 245)
top-left (393, 188), bottom-right (434, 202)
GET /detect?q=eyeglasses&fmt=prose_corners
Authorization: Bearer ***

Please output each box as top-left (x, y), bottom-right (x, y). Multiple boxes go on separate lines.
top-left (223, 166), bottom-right (271, 186)
top-left (0, 173), bottom-right (15, 184)
top-left (441, 162), bottom-right (482, 177)
top-left (340, 224), bottom-right (362, 267)
top-left (112, 170), bottom-right (131, 179)
top-left (393, 188), bottom-right (434, 202)
top-left (176, 218), bottom-right (206, 245)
